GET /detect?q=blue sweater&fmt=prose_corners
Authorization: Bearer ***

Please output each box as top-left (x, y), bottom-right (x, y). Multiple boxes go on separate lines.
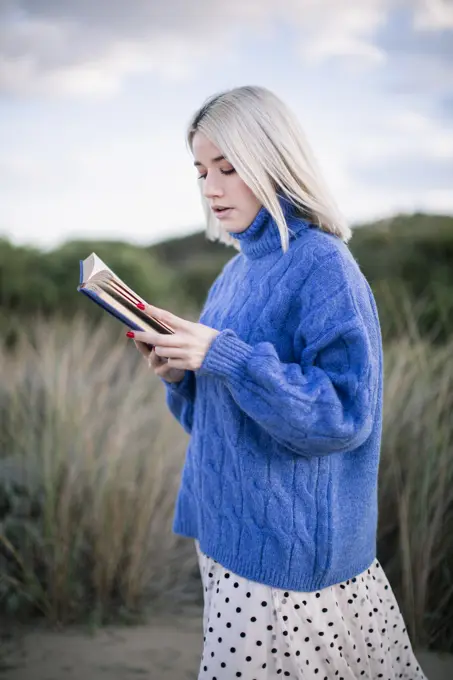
top-left (164, 195), bottom-right (383, 592)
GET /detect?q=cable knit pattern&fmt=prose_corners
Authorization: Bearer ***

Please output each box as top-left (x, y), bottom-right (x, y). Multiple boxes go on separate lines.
top-left (163, 195), bottom-right (383, 591)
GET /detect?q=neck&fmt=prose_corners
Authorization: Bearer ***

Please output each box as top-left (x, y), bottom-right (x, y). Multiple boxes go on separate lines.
top-left (228, 194), bottom-right (311, 260)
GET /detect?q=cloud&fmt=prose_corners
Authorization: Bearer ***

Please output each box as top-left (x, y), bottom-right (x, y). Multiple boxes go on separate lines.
top-left (0, 0), bottom-right (452, 97)
top-left (0, 151), bottom-right (43, 185)
top-left (354, 110), bottom-right (453, 162)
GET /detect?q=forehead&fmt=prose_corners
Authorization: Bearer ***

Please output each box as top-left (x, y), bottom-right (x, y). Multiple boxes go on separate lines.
top-left (192, 131), bottom-right (223, 162)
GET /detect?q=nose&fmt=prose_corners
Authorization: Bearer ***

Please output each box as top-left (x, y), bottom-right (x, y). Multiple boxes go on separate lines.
top-left (202, 171), bottom-right (224, 200)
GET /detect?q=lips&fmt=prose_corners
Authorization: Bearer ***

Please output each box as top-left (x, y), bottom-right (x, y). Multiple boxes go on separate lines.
top-left (212, 206), bottom-right (231, 213)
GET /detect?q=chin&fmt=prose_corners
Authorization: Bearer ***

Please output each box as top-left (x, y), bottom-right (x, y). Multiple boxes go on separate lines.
top-left (225, 222), bottom-right (248, 234)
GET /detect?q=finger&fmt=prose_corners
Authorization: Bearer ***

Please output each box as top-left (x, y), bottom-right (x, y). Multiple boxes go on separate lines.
top-left (154, 345), bottom-right (186, 359)
top-left (131, 330), bottom-right (184, 348)
top-left (142, 303), bottom-right (192, 332)
top-left (148, 349), bottom-right (167, 368)
top-left (133, 339), bottom-right (152, 358)
top-left (156, 358), bottom-right (186, 372)
top-left (154, 360), bottom-right (185, 377)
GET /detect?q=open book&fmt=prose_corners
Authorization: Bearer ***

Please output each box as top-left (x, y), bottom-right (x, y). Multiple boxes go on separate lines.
top-left (77, 253), bottom-right (174, 337)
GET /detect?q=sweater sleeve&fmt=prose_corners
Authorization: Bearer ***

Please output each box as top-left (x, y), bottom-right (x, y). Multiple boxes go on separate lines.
top-left (197, 252), bottom-right (380, 457)
top-left (162, 370), bottom-right (196, 434)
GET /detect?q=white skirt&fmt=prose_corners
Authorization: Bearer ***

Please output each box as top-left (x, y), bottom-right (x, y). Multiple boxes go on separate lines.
top-left (195, 541), bottom-right (427, 679)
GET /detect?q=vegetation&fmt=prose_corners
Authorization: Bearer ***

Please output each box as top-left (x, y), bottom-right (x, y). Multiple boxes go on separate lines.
top-left (0, 318), bottom-right (198, 625)
top-left (1, 212), bottom-right (453, 341)
top-left (0, 211), bottom-right (452, 653)
top-left (0, 314), bottom-right (451, 652)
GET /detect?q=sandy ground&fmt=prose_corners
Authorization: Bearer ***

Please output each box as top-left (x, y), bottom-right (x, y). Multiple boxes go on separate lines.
top-left (1, 606), bottom-right (452, 680)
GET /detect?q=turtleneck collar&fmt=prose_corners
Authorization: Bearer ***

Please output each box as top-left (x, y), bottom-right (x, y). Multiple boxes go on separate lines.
top-left (227, 194), bottom-right (311, 260)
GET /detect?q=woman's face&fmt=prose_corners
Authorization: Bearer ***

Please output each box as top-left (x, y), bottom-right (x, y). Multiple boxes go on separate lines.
top-left (192, 131), bottom-right (262, 234)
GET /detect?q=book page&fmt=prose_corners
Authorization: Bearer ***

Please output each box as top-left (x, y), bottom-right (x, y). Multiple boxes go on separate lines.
top-left (86, 282), bottom-right (174, 335)
top-left (83, 253), bottom-right (112, 282)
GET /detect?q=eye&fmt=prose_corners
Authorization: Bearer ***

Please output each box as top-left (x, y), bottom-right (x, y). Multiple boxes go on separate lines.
top-left (197, 168), bottom-right (236, 180)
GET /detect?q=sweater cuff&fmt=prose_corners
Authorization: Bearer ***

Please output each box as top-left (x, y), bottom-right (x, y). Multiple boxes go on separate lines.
top-left (161, 369), bottom-right (194, 400)
top-left (198, 329), bottom-right (253, 383)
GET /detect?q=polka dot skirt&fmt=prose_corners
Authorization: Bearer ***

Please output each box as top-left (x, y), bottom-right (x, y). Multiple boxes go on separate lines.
top-left (195, 541), bottom-right (427, 679)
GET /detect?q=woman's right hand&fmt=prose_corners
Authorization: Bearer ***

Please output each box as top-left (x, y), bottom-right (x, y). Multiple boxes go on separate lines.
top-left (133, 339), bottom-right (186, 384)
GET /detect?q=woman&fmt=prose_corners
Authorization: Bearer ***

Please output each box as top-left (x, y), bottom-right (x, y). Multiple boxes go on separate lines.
top-left (127, 86), bottom-right (427, 679)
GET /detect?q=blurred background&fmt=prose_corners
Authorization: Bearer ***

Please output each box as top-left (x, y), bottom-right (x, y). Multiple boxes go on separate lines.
top-left (1, 1), bottom-right (453, 679)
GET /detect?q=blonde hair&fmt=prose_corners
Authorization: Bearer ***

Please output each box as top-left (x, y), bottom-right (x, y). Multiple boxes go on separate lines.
top-left (186, 85), bottom-right (351, 252)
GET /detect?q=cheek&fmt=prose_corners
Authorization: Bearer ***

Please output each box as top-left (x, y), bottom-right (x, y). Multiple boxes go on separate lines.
top-left (234, 176), bottom-right (260, 209)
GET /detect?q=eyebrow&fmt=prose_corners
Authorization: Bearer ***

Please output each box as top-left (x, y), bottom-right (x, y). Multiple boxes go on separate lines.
top-left (193, 155), bottom-right (226, 167)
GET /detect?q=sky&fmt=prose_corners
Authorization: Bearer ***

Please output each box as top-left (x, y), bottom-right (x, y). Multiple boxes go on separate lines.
top-left (0, 0), bottom-right (452, 250)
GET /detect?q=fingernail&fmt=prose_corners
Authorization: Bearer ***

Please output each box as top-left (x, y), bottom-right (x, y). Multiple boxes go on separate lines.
top-left (136, 303), bottom-right (145, 310)
top-left (126, 331), bottom-right (135, 338)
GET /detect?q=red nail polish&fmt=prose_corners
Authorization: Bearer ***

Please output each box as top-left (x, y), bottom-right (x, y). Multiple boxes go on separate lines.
top-left (126, 331), bottom-right (135, 338)
top-left (136, 302), bottom-right (145, 310)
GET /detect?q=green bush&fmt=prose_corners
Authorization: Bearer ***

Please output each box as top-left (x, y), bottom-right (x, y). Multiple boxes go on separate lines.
top-left (1, 212), bottom-right (453, 342)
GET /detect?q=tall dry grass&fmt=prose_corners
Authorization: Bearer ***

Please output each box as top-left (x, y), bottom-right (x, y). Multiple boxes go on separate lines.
top-left (378, 337), bottom-right (453, 651)
top-left (0, 315), bottom-right (198, 625)
top-left (0, 313), bottom-right (452, 652)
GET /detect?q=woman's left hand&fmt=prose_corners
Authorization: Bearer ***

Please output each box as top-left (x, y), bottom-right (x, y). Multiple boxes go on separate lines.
top-left (126, 303), bottom-right (220, 372)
